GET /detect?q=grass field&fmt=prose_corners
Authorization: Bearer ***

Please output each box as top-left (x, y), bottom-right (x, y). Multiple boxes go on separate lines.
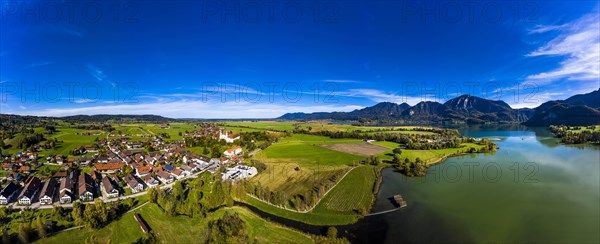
top-left (258, 134), bottom-right (365, 166)
top-left (242, 166), bottom-right (378, 225)
top-left (224, 121), bottom-right (439, 134)
top-left (373, 140), bottom-right (487, 164)
top-left (252, 134), bottom-right (365, 197)
top-left (41, 204), bottom-right (313, 244)
top-left (320, 142), bottom-right (389, 156)
top-left (314, 166), bottom-right (376, 214)
top-left (1, 127), bottom-right (101, 156)
top-left (244, 196), bottom-right (360, 225)
top-left (566, 125), bottom-right (600, 133)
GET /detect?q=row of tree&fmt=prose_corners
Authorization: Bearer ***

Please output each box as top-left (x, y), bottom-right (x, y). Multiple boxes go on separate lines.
top-left (549, 125), bottom-right (600, 144)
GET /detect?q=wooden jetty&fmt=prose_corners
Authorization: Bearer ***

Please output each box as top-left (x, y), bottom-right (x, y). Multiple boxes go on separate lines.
top-left (393, 194), bottom-right (408, 208)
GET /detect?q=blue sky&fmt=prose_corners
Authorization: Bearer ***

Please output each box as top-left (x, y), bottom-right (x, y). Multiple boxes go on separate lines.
top-left (1, 0), bottom-right (599, 118)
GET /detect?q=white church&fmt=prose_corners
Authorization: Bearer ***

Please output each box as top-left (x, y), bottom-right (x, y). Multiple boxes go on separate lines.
top-left (219, 129), bottom-right (240, 143)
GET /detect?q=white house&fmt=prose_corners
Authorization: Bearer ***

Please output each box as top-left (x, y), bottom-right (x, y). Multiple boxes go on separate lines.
top-left (39, 178), bottom-right (57, 205)
top-left (102, 177), bottom-right (119, 198)
top-left (17, 177), bottom-right (41, 205)
top-left (223, 146), bottom-right (243, 158)
top-left (171, 169), bottom-right (185, 180)
top-left (125, 174), bottom-right (145, 193)
top-left (143, 175), bottom-right (160, 188)
top-left (156, 170), bottom-right (174, 184)
top-left (79, 173), bottom-right (95, 202)
top-left (0, 182), bottom-right (19, 205)
top-left (59, 178), bottom-right (73, 204)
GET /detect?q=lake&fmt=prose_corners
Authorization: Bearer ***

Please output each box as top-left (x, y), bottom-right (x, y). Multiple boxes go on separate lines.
top-left (240, 126), bottom-right (600, 243)
top-left (366, 126), bottom-right (600, 243)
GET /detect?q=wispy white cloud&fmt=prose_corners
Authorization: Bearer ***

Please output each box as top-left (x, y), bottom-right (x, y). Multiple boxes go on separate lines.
top-left (73, 98), bottom-right (96, 104)
top-left (24, 101), bottom-right (363, 119)
top-left (334, 88), bottom-right (435, 105)
top-left (525, 12), bottom-right (600, 85)
top-left (26, 61), bottom-right (54, 69)
top-left (505, 91), bottom-right (565, 109)
top-left (86, 64), bottom-right (116, 88)
top-left (322, 79), bottom-right (363, 84)
top-left (528, 24), bottom-right (568, 34)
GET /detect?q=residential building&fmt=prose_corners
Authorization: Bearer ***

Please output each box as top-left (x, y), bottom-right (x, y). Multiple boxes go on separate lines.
top-left (78, 173), bottom-right (95, 202)
top-left (59, 177), bottom-right (73, 204)
top-left (39, 178), bottom-right (57, 205)
top-left (0, 182), bottom-right (19, 205)
top-left (17, 177), bottom-right (41, 205)
top-left (171, 168), bottom-right (184, 180)
top-left (143, 175), bottom-right (160, 188)
top-left (102, 177), bottom-right (119, 198)
top-left (156, 170), bottom-right (174, 184)
top-left (95, 163), bottom-right (125, 174)
top-left (223, 146), bottom-right (243, 158)
top-left (125, 174), bottom-right (145, 193)
top-left (136, 164), bottom-right (153, 178)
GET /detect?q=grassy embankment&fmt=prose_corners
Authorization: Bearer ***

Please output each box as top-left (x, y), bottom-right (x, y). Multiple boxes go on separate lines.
top-left (41, 204), bottom-right (313, 244)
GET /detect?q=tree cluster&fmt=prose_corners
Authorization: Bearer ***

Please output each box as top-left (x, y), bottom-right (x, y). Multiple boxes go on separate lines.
top-left (206, 212), bottom-right (249, 244)
top-left (550, 125), bottom-right (600, 144)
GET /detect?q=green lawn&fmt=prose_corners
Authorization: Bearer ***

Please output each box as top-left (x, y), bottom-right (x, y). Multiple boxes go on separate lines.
top-left (41, 204), bottom-right (313, 244)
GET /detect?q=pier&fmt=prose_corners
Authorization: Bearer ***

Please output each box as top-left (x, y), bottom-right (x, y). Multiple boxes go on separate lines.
top-left (393, 194), bottom-right (408, 208)
top-left (365, 194), bottom-right (407, 216)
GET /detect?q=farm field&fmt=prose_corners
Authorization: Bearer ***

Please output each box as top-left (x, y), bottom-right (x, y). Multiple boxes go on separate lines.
top-left (241, 166), bottom-right (378, 225)
top-left (250, 134), bottom-right (366, 211)
top-left (257, 134), bottom-right (365, 166)
top-left (41, 204), bottom-right (313, 244)
top-left (320, 142), bottom-right (389, 156)
top-left (224, 121), bottom-right (299, 131)
top-left (224, 121), bottom-right (438, 133)
top-left (35, 128), bottom-right (101, 157)
top-left (314, 166), bottom-right (377, 214)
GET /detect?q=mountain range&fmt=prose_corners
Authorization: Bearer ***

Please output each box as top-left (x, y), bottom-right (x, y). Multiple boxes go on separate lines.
top-left (279, 89), bottom-right (600, 126)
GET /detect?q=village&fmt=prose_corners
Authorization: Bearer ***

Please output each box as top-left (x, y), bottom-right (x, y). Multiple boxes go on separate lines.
top-left (0, 127), bottom-right (257, 209)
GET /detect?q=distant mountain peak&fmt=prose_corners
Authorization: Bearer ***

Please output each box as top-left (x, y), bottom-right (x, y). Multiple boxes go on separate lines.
top-left (277, 89), bottom-right (600, 125)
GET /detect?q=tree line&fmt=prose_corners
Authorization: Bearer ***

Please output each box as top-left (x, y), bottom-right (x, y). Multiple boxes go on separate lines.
top-left (549, 125), bottom-right (600, 144)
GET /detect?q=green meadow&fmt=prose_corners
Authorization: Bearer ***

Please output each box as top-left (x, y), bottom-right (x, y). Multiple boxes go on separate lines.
top-left (313, 166), bottom-right (377, 214)
top-left (225, 120), bottom-right (441, 133)
top-left (251, 134), bottom-right (365, 195)
top-left (373, 140), bottom-right (487, 164)
top-left (41, 204), bottom-right (313, 244)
